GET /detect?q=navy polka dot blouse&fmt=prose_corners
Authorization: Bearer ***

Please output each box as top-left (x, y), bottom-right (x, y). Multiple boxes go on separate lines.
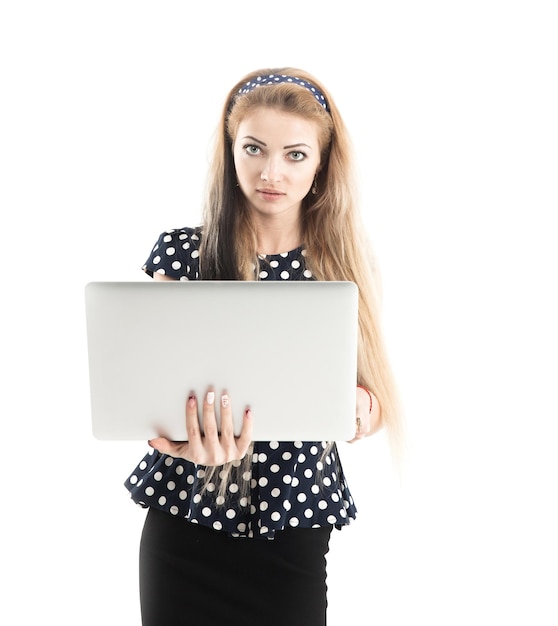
top-left (124, 227), bottom-right (358, 539)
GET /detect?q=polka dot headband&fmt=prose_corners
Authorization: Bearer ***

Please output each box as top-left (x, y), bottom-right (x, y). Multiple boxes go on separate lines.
top-left (236, 74), bottom-right (329, 113)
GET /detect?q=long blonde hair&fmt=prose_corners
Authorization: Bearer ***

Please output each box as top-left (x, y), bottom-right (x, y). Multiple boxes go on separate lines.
top-left (199, 68), bottom-right (404, 492)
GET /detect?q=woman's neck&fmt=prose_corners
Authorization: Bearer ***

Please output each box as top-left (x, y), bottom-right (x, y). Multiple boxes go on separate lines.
top-left (254, 216), bottom-right (303, 256)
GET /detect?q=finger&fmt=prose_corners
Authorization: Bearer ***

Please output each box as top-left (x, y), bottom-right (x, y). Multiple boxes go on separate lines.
top-left (185, 394), bottom-right (203, 452)
top-left (347, 416), bottom-right (366, 443)
top-left (148, 436), bottom-right (171, 453)
top-left (202, 389), bottom-right (219, 442)
top-left (235, 408), bottom-right (253, 457)
top-left (219, 392), bottom-right (234, 441)
top-left (148, 437), bottom-right (189, 458)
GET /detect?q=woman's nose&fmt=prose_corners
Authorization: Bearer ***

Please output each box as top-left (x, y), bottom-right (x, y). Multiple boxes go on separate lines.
top-left (261, 157), bottom-right (283, 183)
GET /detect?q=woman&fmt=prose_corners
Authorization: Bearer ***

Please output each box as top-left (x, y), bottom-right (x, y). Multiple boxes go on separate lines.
top-left (125, 68), bottom-right (403, 625)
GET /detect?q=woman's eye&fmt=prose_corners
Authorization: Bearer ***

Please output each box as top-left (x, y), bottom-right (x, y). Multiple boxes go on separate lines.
top-left (289, 151), bottom-right (306, 161)
top-left (244, 144), bottom-right (261, 155)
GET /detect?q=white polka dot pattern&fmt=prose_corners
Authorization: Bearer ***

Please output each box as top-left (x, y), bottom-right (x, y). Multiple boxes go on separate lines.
top-left (125, 440), bottom-right (356, 539)
top-left (237, 74), bottom-right (329, 112)
top-left (128, 227), bottom-right (357, 539)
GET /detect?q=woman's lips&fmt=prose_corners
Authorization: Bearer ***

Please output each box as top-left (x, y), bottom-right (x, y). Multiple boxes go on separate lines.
top-left (256, 188), bottom-right (285, 201)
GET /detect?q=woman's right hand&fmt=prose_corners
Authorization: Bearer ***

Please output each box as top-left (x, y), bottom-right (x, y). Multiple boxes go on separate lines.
top-left (148, 390), bottom-right (253, 466)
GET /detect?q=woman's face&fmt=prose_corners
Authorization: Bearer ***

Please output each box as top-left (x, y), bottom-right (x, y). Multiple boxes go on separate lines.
top-left (233, 107), bottom-right (321, 222)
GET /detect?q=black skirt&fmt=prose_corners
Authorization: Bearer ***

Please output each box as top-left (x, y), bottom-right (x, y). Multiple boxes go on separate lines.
top-left (139, 507), bottom-right (332, 626)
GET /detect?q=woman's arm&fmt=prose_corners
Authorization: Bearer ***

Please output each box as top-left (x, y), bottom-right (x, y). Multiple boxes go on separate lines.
top-left (348, 386), bottom-right (382, 443)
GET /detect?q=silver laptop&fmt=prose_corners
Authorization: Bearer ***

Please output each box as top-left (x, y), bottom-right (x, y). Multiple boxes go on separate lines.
top-left (84, 280), bottom-right (359, 442)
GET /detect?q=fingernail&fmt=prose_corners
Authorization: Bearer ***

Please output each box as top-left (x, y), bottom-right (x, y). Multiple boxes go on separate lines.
top-left (222, 394), bottom-right (230, 408)
top-left (187, 395), bottom-right (196, 408)
top-left (245, 408), bottom-right (252, 419)
top-left (206, 391), bottom-right (215, 405)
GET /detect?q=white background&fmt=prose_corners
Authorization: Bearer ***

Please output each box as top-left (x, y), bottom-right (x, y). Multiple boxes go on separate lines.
top-left (1, 1), bottom-right (557, 624)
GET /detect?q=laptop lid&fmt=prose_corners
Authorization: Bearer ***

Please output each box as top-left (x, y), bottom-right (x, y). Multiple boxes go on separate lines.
top-left (84, 280), bottom-right (359, 442)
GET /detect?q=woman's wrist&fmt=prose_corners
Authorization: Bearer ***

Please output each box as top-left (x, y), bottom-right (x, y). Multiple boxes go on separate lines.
top-left (357, 385), bottom-right (373, 414)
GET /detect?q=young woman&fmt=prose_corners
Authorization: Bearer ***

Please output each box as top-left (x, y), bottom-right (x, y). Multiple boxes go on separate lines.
top-left (124, 68), bottom-right (403, 626)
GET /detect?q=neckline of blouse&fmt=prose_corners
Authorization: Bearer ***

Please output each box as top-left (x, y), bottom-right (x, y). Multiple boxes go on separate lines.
top-left (257, 245), bottom-right (305, 259)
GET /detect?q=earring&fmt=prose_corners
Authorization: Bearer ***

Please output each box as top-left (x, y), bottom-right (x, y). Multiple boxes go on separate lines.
top-left (311, 176), bottom-right (318, 195)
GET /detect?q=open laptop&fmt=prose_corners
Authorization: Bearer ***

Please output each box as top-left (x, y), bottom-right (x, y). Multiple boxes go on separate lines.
top-left (84, 280), bottom-right (359, 442)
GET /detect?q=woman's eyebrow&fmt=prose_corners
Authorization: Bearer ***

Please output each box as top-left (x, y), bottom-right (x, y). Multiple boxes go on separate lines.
top-left (283, 143), bottom-right (313, 150)
top-left (242, 136), bottom-right (313, 151)
top-left (242, 135), bottom-right (266, 146)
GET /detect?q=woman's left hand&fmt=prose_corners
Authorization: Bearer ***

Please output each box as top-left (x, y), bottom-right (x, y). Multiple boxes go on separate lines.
top-left (148, 390), bottom-right (253, 465)
top-left (348, 386), bottom-right (381, 443)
